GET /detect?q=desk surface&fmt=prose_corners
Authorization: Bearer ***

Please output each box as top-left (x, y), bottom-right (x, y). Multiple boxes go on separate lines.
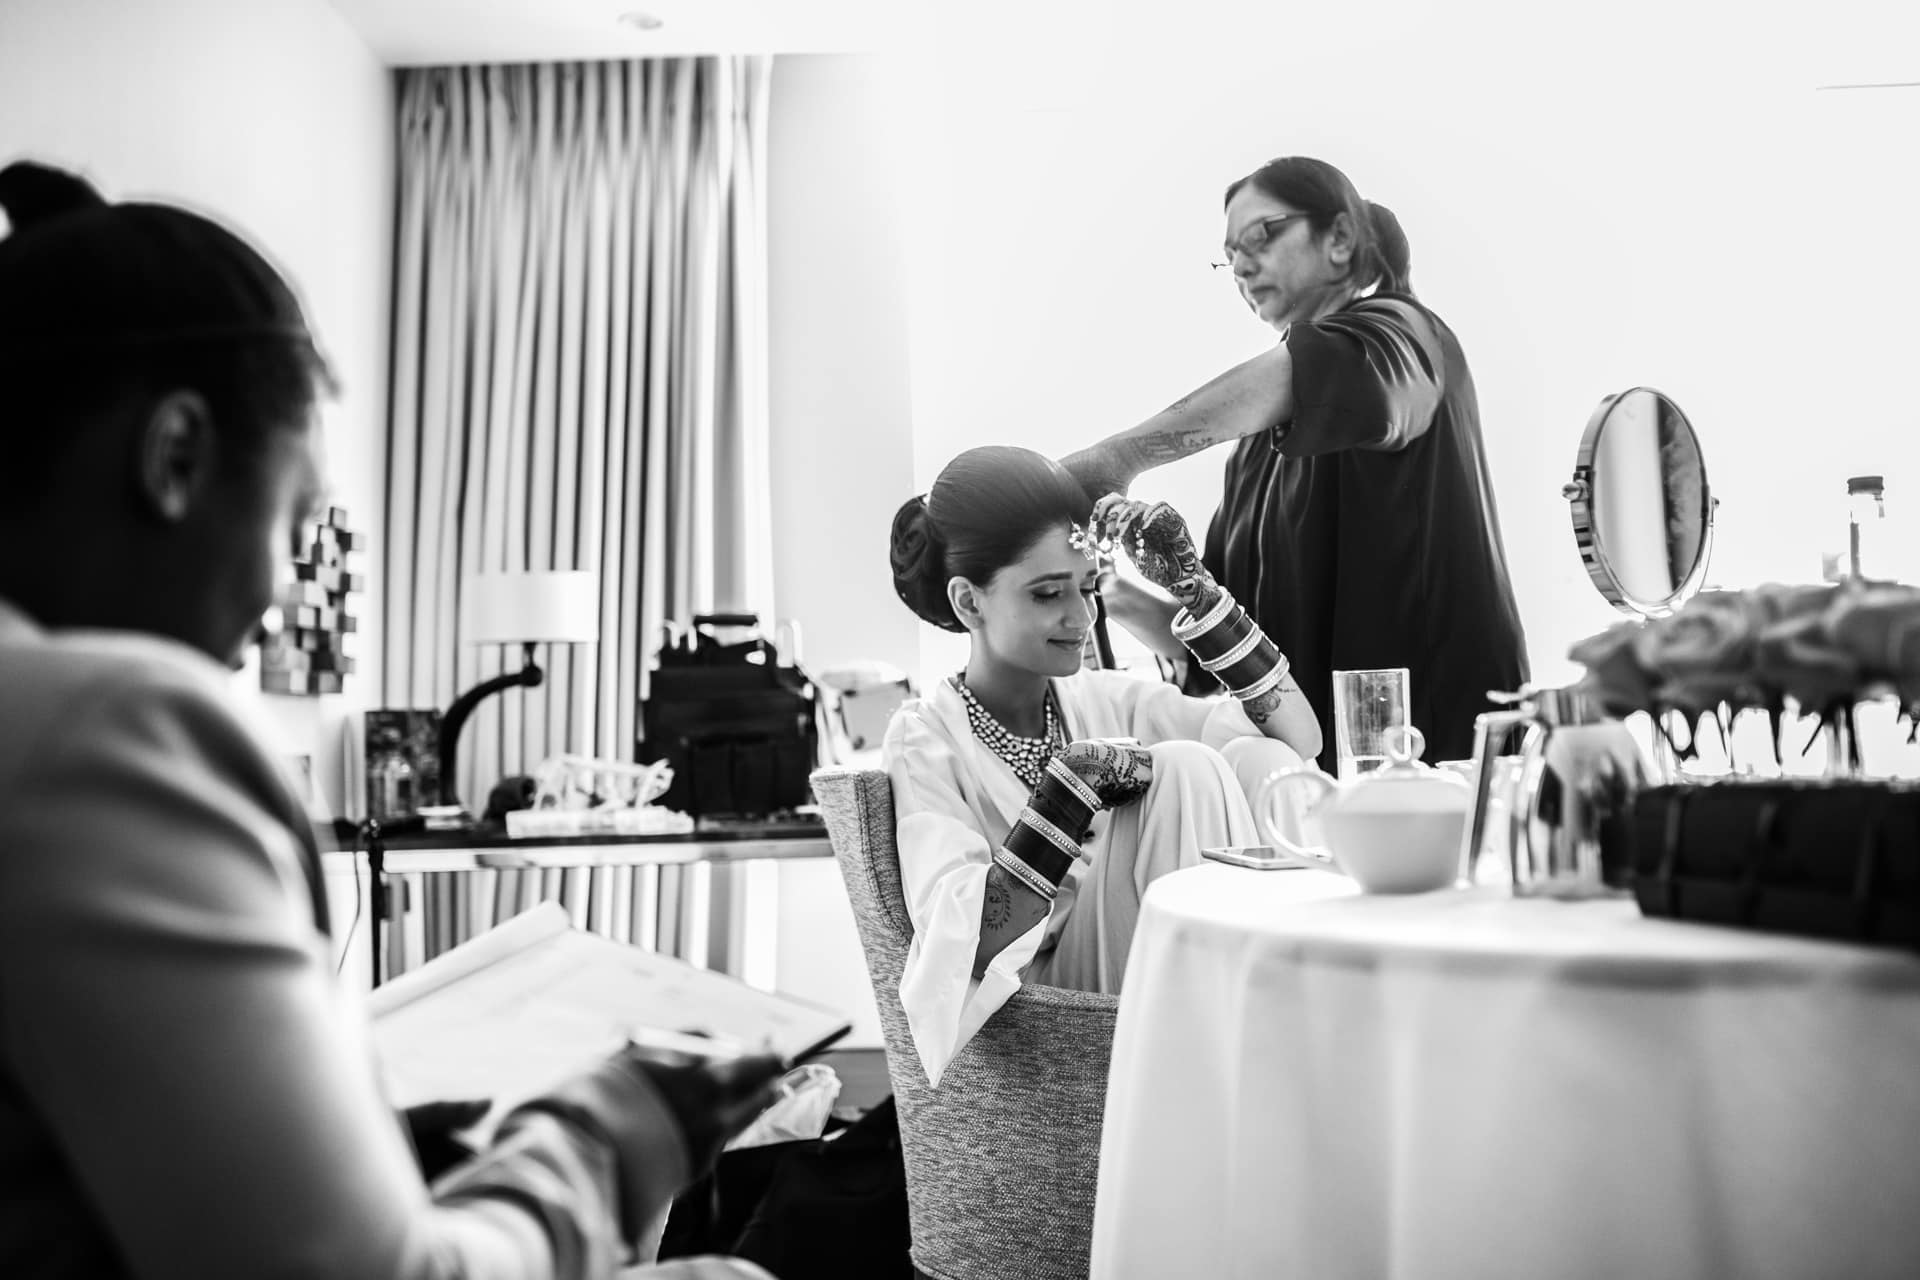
top-left (319, 818), bottom-right (834, 873)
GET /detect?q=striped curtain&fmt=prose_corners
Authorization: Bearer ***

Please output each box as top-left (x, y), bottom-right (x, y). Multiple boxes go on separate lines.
top-left (382, 58), bottom-right (775, 967)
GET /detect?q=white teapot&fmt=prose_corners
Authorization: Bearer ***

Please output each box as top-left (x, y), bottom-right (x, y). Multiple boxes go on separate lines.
top-left (1253, 726), bottom-right (1471, 894)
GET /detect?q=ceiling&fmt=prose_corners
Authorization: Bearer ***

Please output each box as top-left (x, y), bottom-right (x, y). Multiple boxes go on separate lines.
top-left (328, 0), bottom-right (1919, 89)
top-left (325, 0), bottom-right (902, 66)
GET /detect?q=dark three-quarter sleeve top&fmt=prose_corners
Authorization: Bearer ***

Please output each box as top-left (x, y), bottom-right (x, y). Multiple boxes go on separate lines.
top-left (1199, 292), bottom-right (1529, 767)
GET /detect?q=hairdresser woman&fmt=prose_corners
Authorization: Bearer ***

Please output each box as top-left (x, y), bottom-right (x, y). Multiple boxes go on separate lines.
top-left (1066, 155), bottom-right (1528, 766)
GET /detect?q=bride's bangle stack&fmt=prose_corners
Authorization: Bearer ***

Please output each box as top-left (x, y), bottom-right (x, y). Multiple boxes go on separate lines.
top-left (1172, 586), bottom-right (1290, 703)
top-left (992, 758), bottom-right (1100, 902)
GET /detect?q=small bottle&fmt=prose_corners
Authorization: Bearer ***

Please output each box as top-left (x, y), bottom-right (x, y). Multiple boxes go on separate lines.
top-left (371, 731), bottom-right (416, 821)
top-left (1848, 475), bottom-right (1888, 582)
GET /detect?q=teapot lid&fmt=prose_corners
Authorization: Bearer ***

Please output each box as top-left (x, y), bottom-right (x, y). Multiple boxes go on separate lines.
top-left (1334, 726), bottom-right (1470, 816)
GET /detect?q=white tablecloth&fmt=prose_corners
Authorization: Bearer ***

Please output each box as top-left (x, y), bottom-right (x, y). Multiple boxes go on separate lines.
top-left (1090, 863), bottom-right (1920, 1280)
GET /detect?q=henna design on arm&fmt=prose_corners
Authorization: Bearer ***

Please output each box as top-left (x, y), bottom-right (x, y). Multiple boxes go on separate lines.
top-left (1176, 576), bottom-right (1224, 615)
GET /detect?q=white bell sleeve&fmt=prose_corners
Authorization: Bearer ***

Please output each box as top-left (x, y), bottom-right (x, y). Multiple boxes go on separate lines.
top-left (883, 711), bottom-right (1054, 1087)
top-left (1067, 668), bottom-right (1275, 754)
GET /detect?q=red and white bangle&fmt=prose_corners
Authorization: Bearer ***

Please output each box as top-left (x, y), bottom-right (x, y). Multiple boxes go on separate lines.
top-left (1015, 805), bottom-right (1082, 861)
top-left (1171, 589), bottom-right (1237, 646)
top-left (1172, 586), bottom-right (1290, 705)
top-left (1042, 757), bottom-right (1101, 813)
top-left (1203, 627), bottom-right (1265, 674)
top-left (992, 846), bottom-right (1060, 902)
top-left (1230, 657), bottom-right (1292, 703)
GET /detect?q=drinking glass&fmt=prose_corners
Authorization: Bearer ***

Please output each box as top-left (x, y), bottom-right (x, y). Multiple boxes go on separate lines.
top-left (1331, 668), bottom-right (1412, 780)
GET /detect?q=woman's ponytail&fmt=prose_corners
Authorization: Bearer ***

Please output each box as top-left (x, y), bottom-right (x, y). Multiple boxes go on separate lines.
top-left (1365, 200), bottom-right (1413, 297)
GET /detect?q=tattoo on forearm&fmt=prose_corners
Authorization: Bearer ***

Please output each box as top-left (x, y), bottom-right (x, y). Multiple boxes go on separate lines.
top-left (1243, 686), bottom-right (1285, 725)
top-left (1060, 448), bottom-right (1129, 503)
top-left (982, 868), bottom-right (1015, 931)
top-left (1117, 427), bottom-right (1215, 472)
top-left (1242, 676), bottom-right (1298, 727)
top-left (1064, 427), bottom-right (1219, 499)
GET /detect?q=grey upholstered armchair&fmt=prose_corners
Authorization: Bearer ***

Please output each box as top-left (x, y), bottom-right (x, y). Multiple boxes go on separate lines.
top-left (811, 767), bottom-right (1118, 1280)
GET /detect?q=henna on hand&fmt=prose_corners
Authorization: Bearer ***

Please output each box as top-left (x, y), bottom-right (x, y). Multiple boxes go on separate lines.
top-left (1130, 502), bottom-right (1206, 594)
top-left (1088, 493), bottom-right (1130, 556)
top-left (1088, 498), bottom-right (1217, 611)
top-left (1173, 575), bottom-right (1224, 615)
top-left (1060, 739), bottom-right (1153, 808)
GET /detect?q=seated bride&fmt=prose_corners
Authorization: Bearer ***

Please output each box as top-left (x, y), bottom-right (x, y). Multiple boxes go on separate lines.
top-left (883, 445), bottom-right (1322, 1083)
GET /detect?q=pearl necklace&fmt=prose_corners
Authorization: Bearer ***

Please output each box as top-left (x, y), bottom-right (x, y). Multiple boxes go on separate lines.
top-left (952, 673), bottom-right (1066, 789)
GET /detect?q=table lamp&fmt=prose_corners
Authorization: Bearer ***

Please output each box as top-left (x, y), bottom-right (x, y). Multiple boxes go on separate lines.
top-left (440, 570), bottom-right (601, 810)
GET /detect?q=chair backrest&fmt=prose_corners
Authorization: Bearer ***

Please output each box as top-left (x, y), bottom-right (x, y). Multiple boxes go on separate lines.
top-left (815, 662), bottom-right (915, 765)
top-left (812, 766), bottom-right (1117, 1280)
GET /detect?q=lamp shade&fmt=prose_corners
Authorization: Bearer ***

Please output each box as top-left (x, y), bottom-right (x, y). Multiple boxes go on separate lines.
top-left (462, 571), bottom-right (601, 646)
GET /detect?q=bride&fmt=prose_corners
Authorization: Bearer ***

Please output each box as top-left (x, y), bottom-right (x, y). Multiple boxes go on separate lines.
top-left (883, 444), bottom-right (1321, 1083)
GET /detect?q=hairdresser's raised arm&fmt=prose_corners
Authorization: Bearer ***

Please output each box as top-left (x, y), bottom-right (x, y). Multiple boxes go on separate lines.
top-left (1059, 341), bottom-right (1294, 499)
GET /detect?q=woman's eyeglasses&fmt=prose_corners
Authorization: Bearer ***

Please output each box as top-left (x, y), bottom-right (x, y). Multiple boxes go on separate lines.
top-left (1211, 212), bottom-right (1314, 271)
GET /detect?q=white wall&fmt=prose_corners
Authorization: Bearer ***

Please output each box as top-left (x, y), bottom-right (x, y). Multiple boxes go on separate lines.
top-left (883, 0), bottom-right (1920, 692)
top-left (764, 52), bottom-right (919, 1044)
top-left (0, 0), bottom-right (396, 822)
top-left (768, 53), bottom-right (921, 679)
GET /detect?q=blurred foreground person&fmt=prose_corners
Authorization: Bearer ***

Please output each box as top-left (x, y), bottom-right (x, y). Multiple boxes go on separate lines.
top-left (0, 160), bottom-right (781, 1280)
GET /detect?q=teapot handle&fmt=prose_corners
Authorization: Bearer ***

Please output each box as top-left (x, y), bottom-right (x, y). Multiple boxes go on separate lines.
top-left (1508, 720), bottom-right (1554, 886)
top-left (1460, 709), bottom-right (1537, 884)
top-left (1251, 767), bottom-right (1339, 867)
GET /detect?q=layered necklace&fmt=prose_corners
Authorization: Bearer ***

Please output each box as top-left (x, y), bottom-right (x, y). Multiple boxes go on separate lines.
top-left (952, 672), bottom-right (1066, 789)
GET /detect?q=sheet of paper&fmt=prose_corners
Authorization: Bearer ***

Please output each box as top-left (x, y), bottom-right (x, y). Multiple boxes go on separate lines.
top-left (366, 901), bottom-right (571, 1018)
top-left (369, 903), bottom-right (851, 1141)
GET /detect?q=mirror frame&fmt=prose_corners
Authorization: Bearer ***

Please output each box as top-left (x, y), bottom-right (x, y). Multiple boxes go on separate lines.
top-left (1562, 385), bottom-right (1717, 619)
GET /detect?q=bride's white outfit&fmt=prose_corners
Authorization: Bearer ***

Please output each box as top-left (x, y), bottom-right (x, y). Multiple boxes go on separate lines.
top-left (883, 670), bottom-right (1303, 1085)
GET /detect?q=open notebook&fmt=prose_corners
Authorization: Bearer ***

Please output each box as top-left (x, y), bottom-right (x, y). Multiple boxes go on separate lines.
top-left (367, 902), bottom-right (851, 1142)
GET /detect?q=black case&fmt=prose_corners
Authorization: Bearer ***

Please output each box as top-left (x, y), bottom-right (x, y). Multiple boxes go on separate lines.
top-left (1626, 780), bottom-right (1920, 950)
top-left (640, 613), bottom-right (818, 819)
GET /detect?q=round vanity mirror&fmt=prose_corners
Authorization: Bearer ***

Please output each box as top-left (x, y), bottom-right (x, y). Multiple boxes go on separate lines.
top-left (1562, 386), bottom-right (1715, 618)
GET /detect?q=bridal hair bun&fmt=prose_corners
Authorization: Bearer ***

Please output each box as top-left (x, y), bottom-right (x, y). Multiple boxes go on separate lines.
top-left (890, 494), bottom-right (963, 632)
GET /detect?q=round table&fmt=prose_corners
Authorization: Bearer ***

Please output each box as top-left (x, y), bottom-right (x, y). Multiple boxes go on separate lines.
top-left (1090, 863), bottom-right (1920, 1279)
